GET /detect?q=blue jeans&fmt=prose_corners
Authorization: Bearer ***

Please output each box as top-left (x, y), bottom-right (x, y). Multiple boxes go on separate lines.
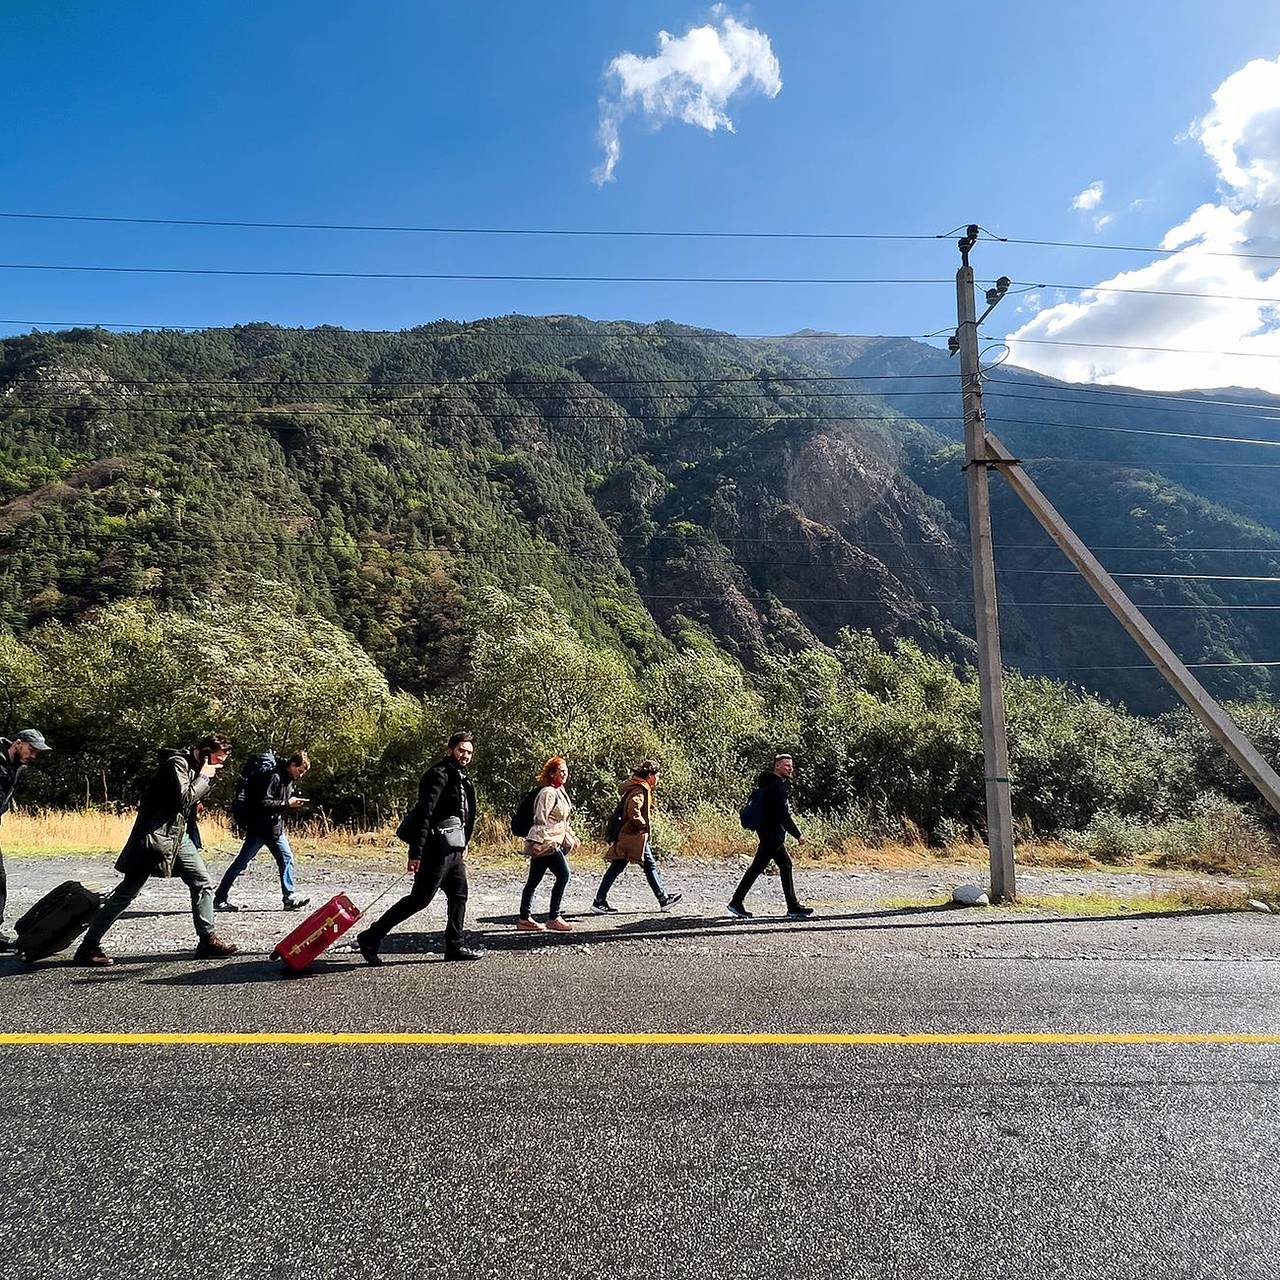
top-left (596, 841), bottom-right (667, 905)
top-left (217, 828), bottom-right (297, 901)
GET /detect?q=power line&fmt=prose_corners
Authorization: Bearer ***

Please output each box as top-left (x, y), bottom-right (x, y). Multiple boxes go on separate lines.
top-left (0, 371), bottom-right (960, 390)
top-left (0, 210), bottom-right (946, 242)
top-left (986, 414), bottom-right (1280, 449)
top-left (0, 319), bottom-right (951, 342)
top-left (0, 261), bottom-right (954, 287)
top-left (9, 210), bottom-right (1280, 266)
top-left (984, 389), bottom-right (1280, 425)
top-left (985, 379), bottom-right (1280, 415)
top-left (991, 334), bottom-right (1280, 360)
top-left (1013, 279), bottom-right (1280, 305)
top-left (994, 233), bottom-right (1280, 265)
top-left (1023, 454), bottom-right (1280, 470)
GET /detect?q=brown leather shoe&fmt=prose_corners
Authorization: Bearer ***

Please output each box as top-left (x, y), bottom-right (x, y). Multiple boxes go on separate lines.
top-left (73, 946), bottom-right (114, 967)
top-left (194, 934), bottom-right (239, 958)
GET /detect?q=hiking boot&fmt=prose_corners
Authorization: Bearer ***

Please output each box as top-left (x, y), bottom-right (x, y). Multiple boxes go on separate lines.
top-left (283, 895), bottom-right (311, 912)
top-left (658, 892), bottom-right (683, 910)
top-left (786, 906), bottom-right (815, 921)
top-left (73, 945), bottom-right (114, 967)
top-left (356, 930), bottom-right (382, 966)
top-left (443, 946), bottom-right (484, 961)
top-left (516, 917), bottom-right (545, 932)
top-left (213, 898), bottom-right (240, 913)
top-left (545, 917), bottom-right (573, 933)
top-left (194, 934), bottom-right (238, 958)
top-left (726, 903), bottom-right (752, 919)
top-left (590, 901), bottom-right (617, 915)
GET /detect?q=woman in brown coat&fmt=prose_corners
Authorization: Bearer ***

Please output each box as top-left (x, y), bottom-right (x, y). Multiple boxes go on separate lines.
top-left (591, 760), bottom-right (682, 913)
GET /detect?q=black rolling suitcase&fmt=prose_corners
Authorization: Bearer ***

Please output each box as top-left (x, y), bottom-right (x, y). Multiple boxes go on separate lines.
top-left (13, 881), bottom-right (102, 963)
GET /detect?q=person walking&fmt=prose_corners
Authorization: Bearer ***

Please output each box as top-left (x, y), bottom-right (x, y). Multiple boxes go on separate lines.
top-left (591, 760), bottom-right (682, 914)
top-left (0, 730), bottom-right (53, 951)
top-left (517, 756), bottom-right (578, 933)
top-left (215, 750), bottom-right (313, 912)
top-left (357, 732), bottom-right (483, 964)
top-left (74, 735), bottom-right (240, 966)
top-left (728, 754), bottom-right (814, 920)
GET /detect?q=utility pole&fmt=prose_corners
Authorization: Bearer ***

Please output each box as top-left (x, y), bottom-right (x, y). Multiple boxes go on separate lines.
top-left (951, 226), bottom-right (1016, 901)
top-left (950, 223), bottom-right (1280, 864)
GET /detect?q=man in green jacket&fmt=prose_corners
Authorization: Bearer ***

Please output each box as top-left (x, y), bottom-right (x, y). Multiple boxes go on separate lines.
top-left (74, 734), bottom-right (240, 967)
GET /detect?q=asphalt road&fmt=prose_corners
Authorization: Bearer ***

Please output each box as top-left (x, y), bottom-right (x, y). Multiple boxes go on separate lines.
top-left (2, 853), bottom-right (1278, 1280)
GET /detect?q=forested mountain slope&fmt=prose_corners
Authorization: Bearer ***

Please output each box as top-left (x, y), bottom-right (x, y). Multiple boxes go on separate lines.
top-left (2, 316), bottom-right (1278, 713)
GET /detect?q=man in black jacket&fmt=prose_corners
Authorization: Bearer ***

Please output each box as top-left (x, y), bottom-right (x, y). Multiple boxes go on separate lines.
top-left (727, 754), bottom-right (815, 921)
top-left (357, 731), bottom-right (483, 964)
top-left (0, 730), bottom-right (53, 949)
top-left (214, 751), bottom-right (312, 912)
top-left (74, 735), bottom-right (240, 966)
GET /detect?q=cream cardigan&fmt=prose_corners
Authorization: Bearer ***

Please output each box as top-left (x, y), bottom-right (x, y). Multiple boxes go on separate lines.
top-left (525, 784), bottom-right (576, 853)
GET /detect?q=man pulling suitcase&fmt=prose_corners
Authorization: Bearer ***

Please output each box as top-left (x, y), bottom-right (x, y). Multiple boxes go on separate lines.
top-left (356, 731), bottom-right (483, 964)
top-left (74, 735), bottom-right (240, 967)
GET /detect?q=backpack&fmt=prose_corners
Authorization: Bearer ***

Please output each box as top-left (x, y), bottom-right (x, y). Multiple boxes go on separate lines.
top-left (739, 787), bottom-right (764, 832)
top-left (230, 751), bottom-right (277, 829)
top-left (604, 797), bottom-right (626, 845)
top-left (511, 786), bottom-right (542, 838)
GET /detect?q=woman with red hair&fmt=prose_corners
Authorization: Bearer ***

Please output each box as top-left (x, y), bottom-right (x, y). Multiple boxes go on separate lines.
top-left (517, 756), bottom-right (579, 932)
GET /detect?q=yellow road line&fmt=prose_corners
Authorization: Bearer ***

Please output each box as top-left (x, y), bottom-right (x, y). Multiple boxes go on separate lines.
top-left (0, 1031), bottom-right (1277, 1047)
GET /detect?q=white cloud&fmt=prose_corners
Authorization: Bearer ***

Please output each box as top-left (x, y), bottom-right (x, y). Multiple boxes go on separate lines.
top-left (1072, 180), bottom-right (1106, 211)
top-left (1007, 55), bottom-right (1280, 391)
top-left (592, 7), bottom-right (782, 185)
top-left (1093, 212), bottom-right (1114, 232)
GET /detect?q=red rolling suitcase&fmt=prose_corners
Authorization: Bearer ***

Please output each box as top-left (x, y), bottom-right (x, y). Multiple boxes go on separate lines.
top-left (271, 893), bottom-right (362, 973)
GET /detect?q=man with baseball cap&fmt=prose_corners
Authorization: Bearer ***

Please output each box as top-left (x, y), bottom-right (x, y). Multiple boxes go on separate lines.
top-left (0, 730), bottom-right (53, 950)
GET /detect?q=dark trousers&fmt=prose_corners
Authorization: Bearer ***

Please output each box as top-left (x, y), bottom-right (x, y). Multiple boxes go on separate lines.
top-left (731, 835), bottom-right (801, 911)
top-left (0, 845), bottom-right (7, 927)
top-left (520, 848), bottom-right (570, 919)
top-left (366, 851), bottom-right (468, 951)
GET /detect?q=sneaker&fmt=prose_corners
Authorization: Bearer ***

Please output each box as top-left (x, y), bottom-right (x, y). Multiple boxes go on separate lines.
top-left (194, 934), bottom-right (239, 958)
top-left (545, 917), bottom-right (573, 933)
top-left (516, 917), bottom-right (545, 932)
top-left (786, 906), bottom-right (815, 921)
top-left (283, 895), bottom-right (311, 912)
top-left (443, 946), bottom-right (484, 962)
top-left (658, 892), bottom-right (683, 910)
top-left (356, 930), bottom-right (382, 966)
top-left (213, 898), bottom-right (239, 913)
top-left (726, 903), bottom-right (752, 919)
top-left (590, 901), bottom-right (618, 914)
top-left (73, 946), bottom-right (114, 967)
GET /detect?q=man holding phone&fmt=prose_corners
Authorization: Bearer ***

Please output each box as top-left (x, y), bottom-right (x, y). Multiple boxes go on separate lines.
top-left (357, 731), bottom-right (483, 964)
top-left (215, 750), bottom-right (313, 912)
top-left (75, 734), bottom-right (240, 966)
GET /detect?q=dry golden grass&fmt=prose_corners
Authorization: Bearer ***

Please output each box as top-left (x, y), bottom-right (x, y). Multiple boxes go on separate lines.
top-left (2, 807), bottom-right (234, 854)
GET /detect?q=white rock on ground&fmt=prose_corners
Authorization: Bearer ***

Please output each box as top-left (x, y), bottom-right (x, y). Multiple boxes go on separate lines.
top-left (1248, 899), bottom-right (1273, 913)
top-left (952, 884), bottom-right (991, 907)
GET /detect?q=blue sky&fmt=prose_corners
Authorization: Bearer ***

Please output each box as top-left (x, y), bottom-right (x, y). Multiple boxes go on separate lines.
top-left (4, 0), bottom-right (1280, 365)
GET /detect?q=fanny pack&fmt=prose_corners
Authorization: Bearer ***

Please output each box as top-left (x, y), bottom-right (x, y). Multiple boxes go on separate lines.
top-left (432, 818), bottom-right (466, 852)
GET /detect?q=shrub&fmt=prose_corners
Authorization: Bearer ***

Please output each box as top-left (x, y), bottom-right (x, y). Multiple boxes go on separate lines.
top-left (1156, 794), bottom-right (1274, 874)
top-left (1063, 812), bottom-right (1154, 864)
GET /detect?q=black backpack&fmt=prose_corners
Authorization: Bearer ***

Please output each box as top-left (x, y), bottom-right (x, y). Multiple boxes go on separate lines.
top-left (230, 751), bottom-right (277, 829)
top-left (511, 786), bottom-right (542, 838)
top-left (604, 798), bottom-right (626, 844)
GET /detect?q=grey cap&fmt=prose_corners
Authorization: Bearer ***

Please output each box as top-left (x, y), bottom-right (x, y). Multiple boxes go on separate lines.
top-left (14, 729), bottom-right (51, 752)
